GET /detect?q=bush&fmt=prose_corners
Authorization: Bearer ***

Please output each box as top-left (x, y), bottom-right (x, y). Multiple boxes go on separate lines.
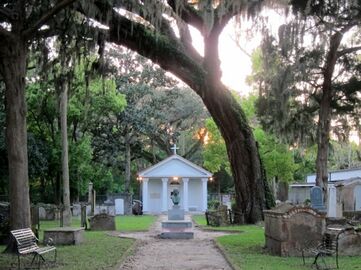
top-left (208, 200), bottom-right (221, 210)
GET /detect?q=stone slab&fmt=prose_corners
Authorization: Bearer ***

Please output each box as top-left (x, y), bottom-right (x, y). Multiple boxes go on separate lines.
top-left (161, 221), bottom-right (192, 229)
top-left (160, 231), bottom-right (194, 239)
top-left (44, 227), bottom-right (84, 245)
top-left (168, 206), bottom-right (184, 220)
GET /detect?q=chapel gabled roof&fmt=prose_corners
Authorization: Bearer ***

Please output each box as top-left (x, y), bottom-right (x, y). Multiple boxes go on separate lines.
top-left (138, 154), bottom-right (212, 178)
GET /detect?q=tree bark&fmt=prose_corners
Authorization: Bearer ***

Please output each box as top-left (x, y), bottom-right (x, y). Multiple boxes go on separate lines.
top-left (59, 80), bottom-right (71, 226)
top-left (315, 31), bottom-right (344, 203)
top-left (201, 82), bottom-right (266, 222)
top-left (124, 133), bottom-right (131, 193)
top-left (0, 37), bottom-right (31, 230)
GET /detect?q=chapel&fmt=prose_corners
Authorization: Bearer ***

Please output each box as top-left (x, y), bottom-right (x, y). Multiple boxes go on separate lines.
top-left (138, 146), bottom-right (212, 213)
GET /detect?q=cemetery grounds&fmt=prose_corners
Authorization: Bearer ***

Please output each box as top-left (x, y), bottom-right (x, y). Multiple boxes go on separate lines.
top-left (0, 216), bottom-right (155, 270)
top-left (0, 215), bottom-right (361, 269)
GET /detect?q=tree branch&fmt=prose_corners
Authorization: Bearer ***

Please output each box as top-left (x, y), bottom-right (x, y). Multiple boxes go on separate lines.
top-left (23, 0), bottom-right (78, 39)
top-left (107, 9), bottom-right (206, 94)
top-left (337, 46), bottom-right (361, 57)
top-left (167, 0), bottom-right (203, 32)
top-left (0, 25), bottom-right (13, 39)
top-left (0, 7), bottom-right (15, 21)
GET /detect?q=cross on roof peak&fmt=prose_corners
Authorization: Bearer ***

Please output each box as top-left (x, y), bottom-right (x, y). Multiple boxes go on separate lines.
top-left (171, 144), bottom-right (179, 155)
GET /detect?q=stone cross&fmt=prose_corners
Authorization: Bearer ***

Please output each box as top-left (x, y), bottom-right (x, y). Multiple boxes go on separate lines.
top-left (171, 144), bottom-right (179, 155)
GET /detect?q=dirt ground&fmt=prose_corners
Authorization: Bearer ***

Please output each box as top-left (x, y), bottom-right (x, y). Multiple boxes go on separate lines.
top-left (117, 215), bottom-right (233, 270)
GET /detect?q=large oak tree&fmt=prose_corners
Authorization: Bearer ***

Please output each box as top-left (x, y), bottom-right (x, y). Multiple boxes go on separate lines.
top-left (82, 0), bottom-right (269, 222)
top-left (0, 0), bottom-right (77, 230)
top-left (1, 0), bottom-right (270, 226)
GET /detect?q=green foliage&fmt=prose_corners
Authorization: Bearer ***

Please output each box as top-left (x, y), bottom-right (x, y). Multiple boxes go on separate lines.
top-left (254, 128), bottom-right (296, 183)
top-left (203, 118), bottom-right (230, 174)
top-left (207, 200), bottom-right (221, 210)
top-left (329, 141), bottom-right (361, 170)
top-left (203, 95), bottom-right (297, 183)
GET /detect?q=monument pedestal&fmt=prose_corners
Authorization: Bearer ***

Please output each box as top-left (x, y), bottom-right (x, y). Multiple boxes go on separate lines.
top-left (168, 205), bottom-right (184, 220)
top-left (160, 209), bottom-right (194, 239)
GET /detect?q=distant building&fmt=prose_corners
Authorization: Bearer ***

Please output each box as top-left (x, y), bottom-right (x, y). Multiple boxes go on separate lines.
top-left (289, 168), bottom-right (361, 212)
top-left (306, 167), bottom-right (361, 184)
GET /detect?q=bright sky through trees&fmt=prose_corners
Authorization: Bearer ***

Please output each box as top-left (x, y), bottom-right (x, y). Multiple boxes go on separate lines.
top-left (190, 9), bottom-right (285, 95)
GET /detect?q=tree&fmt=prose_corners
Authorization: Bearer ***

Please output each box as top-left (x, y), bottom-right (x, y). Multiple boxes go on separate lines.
top-left (251, 0), bottom-right (361, 201)
top-left (204, 94), bottom-right (295, 201)
top-left (80, 0), bottom-right (269, 223)
top-left (1, 0), bottom-right (275, 224)
top-left (0, 0), bottom-right (77, 230)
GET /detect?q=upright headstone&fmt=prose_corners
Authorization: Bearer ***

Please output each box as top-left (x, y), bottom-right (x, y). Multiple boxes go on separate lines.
top-left (310, 186), bottom-right (326, 211)
top-left (115, 199), bottom-right (124, 215)
top-left (80, 203), bottom-right (87, 229)
top-left (328, 185), bottom-right (337, 217)
top-left (354, 185), bottom-right (361, 210)
top-left (89, 213), bottom-right (116, 231)
top-left (31, 205), bottom-right (40, 234)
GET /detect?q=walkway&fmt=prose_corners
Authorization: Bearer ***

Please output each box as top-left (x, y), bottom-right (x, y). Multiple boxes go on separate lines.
top-left (117, 215), bottom-right (233, 270)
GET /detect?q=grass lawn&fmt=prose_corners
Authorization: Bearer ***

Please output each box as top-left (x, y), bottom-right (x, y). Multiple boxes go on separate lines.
top-left (0, 215), bottom-right (156, 269)
top-left (115, 215), bottom-right (156, 231)
top-left (192, 214), bottom-right (244, 232)
top-left (194, 215), bottom-right (361, 270)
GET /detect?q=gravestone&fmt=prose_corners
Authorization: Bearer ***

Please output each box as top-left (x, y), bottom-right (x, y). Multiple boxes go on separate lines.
top-left (89, 213), bottom-right (116, 231)
top-left (80, 204), bottom-right (87, 229)
top-left (355, 185), bottom-right (361, 210)
top-left (115, 199), bottom-right (124, 215)
top-left (44, 227), bottom-right (84, 245)
top-left (264, 203), bottom-right (326, 256)
top-left (38, 207), bottom-right (46, 219)
top-left (328, 185), bottom-right (337, 217)
top-left (311, 186), bottom-right (326, 211)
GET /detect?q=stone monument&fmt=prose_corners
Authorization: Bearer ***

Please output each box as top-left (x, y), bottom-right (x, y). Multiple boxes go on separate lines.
top-left (310, 186), bottom-right (326, 211)
top-left (160, 187), bottom-right (193, 239)
top-left (264, 203), bottom-right (326, 256)
top-left (89, 212), bottom-right (116, 231)
top-left (168, 189), bottom-right (184, 220)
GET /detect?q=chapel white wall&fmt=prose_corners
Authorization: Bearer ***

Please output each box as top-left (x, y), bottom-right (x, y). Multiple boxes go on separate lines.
top-left (148, 179), bottom-right (162, 213)
top-left (188, 179), bottom-right (203, 211)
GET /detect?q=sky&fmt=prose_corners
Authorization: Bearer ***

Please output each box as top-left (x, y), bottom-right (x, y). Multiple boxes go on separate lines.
top-left (189, 24), bottom-right (255, 95)
top-left (190, 10), bottom-right (285, 96)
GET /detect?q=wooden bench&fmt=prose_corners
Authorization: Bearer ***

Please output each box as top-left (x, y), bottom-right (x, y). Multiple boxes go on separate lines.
top-left (11, 228), bottom-right (57, 269)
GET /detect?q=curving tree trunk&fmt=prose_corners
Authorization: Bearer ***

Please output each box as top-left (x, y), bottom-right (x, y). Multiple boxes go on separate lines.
top-left (94, 2), bottom-right (269, 223)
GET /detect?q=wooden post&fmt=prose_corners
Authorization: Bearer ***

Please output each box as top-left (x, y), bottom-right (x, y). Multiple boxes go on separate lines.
top-left (59, 205), bottom-right (64, 227)
top-left (88, 182), bottom-right (95, 216)
top-left (31, 205), bottom-right (39, 237)
top-left (80, 203), bottom-right (87, 230)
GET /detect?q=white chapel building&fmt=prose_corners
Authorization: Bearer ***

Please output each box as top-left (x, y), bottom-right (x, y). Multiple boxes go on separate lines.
top-left (138, 148), bottom-right (212, 213)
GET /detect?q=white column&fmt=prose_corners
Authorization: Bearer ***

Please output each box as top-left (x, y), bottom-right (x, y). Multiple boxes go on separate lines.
top-left (161, 178), bottom-right (168, 212)
top-left (142, 178), bottom-right (149, 212)
top-left (183, 178), bottom-right (189, 211)
top-left (201, 178), bottom-right (208, 212)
